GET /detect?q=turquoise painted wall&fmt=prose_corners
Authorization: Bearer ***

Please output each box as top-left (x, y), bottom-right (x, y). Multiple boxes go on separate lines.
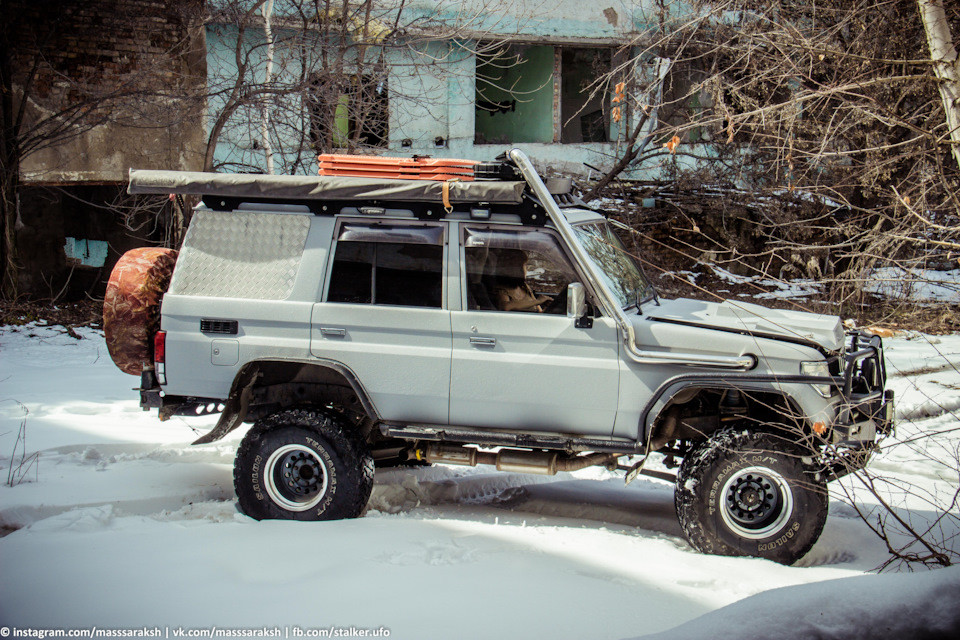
top-left (205, 24), bottom-right (311, 173)
top-left (203, 2), bottom-right (696, 176)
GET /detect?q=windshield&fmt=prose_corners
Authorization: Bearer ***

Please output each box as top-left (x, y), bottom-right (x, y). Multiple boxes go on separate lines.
top-left (573, 221), bottom-right (655, 310)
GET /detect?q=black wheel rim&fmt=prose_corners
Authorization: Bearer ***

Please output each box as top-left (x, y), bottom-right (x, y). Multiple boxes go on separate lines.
top-left (719, 466), bottom-right (794, 539)
top-left (264, 444), bottom-right (329, 511)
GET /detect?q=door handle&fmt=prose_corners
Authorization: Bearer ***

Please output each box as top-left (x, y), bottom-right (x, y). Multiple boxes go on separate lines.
top-left (320, 327), bottom-right (346, 338)
top-left (469, 336), bottom-right (497, 347)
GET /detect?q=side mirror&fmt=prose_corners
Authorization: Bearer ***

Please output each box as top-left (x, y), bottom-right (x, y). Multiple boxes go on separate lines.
top-left (566, 282), bottom-right (587, 319)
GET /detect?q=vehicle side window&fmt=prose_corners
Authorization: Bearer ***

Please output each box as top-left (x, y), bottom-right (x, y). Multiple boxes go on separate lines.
top-left (327, 222), bottom-right (444, 308)
top-left (463, 227), bottom-right (578, 314)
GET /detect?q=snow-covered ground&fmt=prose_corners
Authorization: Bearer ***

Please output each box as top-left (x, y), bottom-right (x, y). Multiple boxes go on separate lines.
top-left (865, 267), bottom-right (960, 305)
top-left (1, 324), bottom-right (958, 638)
top-left (673, 263), bottom-right (960, 306)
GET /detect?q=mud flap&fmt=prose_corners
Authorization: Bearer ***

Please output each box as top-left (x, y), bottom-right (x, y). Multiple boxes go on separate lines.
top-left (192, 367), bottom-right (259, 445)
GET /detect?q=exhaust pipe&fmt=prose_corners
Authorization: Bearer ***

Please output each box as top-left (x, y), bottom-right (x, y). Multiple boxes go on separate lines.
top-left (411, 444), bottom-right (619, 476)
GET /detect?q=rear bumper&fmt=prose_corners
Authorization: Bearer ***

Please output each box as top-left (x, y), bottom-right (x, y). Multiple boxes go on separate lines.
top-left (139, 371), bottom-right (223, 421)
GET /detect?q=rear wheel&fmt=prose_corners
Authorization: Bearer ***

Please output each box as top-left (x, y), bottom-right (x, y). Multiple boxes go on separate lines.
top-left (675, 428), bottom-right (827, 564)
top-left (234, 409), bottom-right (374, 521)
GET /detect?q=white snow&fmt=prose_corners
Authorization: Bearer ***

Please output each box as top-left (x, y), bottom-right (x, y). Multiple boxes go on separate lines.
top-left (682, 263), bottom-right (960, 305)
top-left (1, 324), bottom-right (959, 639)
top-left (700, 263), bottom-right (825, 300)
top-left (865, 267), bottom-right (960, 305)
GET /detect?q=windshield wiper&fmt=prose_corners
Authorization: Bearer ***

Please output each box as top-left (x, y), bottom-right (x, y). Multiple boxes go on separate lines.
top-left (626, 285), bottom-right (659, 314)
top-left (640, 283), bottom-right (659, 307)
top-left (623, 288), bottom-right (644, 314)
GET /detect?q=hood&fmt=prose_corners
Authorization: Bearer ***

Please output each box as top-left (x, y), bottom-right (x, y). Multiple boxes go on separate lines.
top-left (644, 298), bottom-right (845, 352)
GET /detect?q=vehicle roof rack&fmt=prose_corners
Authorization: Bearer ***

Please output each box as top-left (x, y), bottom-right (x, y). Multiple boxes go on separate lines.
top-left (129, 172), bottom-right (547, 224)
top-left (128, 169), bottom-right (526, 205)
top-left (129, 152), bottom-right (554, 223)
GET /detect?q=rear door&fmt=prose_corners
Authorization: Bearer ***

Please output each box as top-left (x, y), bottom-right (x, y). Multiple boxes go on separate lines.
top-left (310, 219), bottom-right (452, 425)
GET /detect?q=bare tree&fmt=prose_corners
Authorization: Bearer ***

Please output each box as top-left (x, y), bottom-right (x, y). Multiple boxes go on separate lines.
top-left (0, 0), bottom-right (205, 299)
top-left (920, 0), bottom-right (960, 172)
top-left (585, 0), bottom-right (960, 313)
top-left (581, 0), bottom-right (960, 567)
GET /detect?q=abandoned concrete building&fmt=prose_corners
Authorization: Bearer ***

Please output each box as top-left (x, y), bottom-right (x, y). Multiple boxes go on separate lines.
top-left (8, 1), bottom-right (664, 298)
top-left (5, 0), bottom-right (205, 299)
top-left (207, 1), bottom-right (656, 175)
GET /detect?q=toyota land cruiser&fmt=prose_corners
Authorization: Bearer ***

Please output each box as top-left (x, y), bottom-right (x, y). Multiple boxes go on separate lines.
top-left (104, 149), bottom-right (893, 564)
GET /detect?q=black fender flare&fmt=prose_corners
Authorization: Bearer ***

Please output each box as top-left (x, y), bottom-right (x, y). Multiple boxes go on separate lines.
top-left (639, 373), bottom-right (815, 445)
top-left (192, 358), bottom-right (379, 445)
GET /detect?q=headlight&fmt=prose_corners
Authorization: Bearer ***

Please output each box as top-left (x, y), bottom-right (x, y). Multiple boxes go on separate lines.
top-left (801, 361), bottom-right (834, 398)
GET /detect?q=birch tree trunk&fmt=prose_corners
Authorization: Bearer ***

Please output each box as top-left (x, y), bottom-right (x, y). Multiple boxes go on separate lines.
top-left (261, 0), bottom-right (276, 175)
top-left (919, 0), bottom-right (960, 171)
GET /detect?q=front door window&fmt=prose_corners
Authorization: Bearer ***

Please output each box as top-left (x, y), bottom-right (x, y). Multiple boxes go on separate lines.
top-left (463, 227), bottom-right (579, 314)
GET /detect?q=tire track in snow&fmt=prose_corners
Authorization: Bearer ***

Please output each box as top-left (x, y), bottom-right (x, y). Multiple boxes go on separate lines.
top-left (0, 441), bottom-right (236, 535)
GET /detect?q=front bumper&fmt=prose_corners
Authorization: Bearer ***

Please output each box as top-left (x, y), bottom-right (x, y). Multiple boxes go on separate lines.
top-left (834, 331), bottom-right (893, 440)
top-left (824, 331), bottom-right (894, 478)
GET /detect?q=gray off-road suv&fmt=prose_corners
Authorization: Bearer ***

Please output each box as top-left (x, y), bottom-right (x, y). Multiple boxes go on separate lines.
top-left (109, 148), bottom-right (892, 564)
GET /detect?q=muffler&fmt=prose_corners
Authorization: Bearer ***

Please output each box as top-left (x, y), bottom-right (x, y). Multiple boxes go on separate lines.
top-left (411, 443), bottom-right (619, 476)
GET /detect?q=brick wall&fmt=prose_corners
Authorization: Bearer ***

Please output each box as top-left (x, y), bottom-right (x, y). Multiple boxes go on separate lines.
top-left (9, 0), bottom-right (207, 182)
top-left (5, 0), bottom-right (206, 298)
top-left (12, 0), bottom-right (201, 98)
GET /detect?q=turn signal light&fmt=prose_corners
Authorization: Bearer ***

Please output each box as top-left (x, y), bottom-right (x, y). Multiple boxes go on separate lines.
top-left (154, 331), bottom-right (166, 363)
top-left (154, 331), bottom-right (167, 385)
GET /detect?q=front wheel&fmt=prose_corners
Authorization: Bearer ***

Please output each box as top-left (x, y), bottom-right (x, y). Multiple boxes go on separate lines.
top-left (234, 409), bottom-right (374, 521)
top-left (674, 429), bottom-right (827, 564)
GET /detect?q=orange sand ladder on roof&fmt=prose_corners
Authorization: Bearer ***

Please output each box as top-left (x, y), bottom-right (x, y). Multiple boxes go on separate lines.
top-left (318, 154), bottom-right (480, 181)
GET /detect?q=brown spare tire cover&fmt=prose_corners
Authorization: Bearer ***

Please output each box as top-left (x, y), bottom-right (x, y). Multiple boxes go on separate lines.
top-left (103, 247), bottom-right (178, 375)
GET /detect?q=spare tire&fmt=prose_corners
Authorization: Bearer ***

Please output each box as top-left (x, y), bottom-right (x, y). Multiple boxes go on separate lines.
top-left (103, 247), bottom-right (178, 375)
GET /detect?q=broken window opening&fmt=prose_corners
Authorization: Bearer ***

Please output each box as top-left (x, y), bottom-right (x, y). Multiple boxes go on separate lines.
top-left (560, 48), bottom-right (613, 144)
top-left (656, 63), bottom-right (715, 145)
top-left (475, 45), bottom-right (615, 145)
top-left (475, 45), bottom-right (554, 145)
top-left (308, 73), bottom-right (388, 152)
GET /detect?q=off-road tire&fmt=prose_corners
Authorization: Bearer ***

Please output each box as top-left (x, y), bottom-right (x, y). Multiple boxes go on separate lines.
top-left (234, 409), bottom-right (374, 521)
top-left (675, 428), bottom-right (828, 565)
top-left (103, 247), bottom-right (178, 375)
